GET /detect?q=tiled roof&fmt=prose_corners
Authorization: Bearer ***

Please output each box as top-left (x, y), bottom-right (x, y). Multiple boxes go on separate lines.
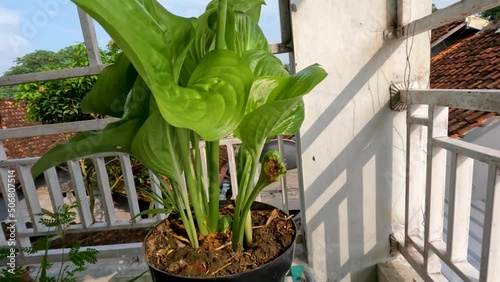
top-left (0, 99), bottom-right (71, 159)
top-left (430, 21), bottom-right (500, 138)
top-left (431, 20), bottom-right (464, 44)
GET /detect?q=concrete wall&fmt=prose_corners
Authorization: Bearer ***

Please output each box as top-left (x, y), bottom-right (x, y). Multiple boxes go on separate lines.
top-left (291, 1), bottom-right (431, 281)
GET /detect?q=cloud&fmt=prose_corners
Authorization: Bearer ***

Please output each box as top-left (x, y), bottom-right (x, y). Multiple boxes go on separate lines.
top-left (0, 8), bottom-right (31, 75)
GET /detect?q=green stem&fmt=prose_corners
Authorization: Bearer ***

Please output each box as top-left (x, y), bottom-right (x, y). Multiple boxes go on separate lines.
top-left (216, 0), bottom-right (228, 50)
top-left (244, 211), bottom-right (253, 244)
top-left (207, 140), bottom-right (220, 232)
top-left (232, 153), bottom-right (260, 250)
top-left (176, 187), bottom-right (199, 248)
top-left (178, 130), bottom-right (209, 236)
top-left (233, 168), bottom-right (269, 249)
top-left (192, 134), bottom-right (208, 215)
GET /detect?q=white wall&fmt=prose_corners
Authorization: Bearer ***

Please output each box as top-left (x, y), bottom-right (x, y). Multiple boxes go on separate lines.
top-left (291, 1), bottom-right (431, 281)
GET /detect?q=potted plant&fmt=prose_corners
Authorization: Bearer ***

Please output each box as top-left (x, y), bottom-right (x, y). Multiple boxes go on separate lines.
top-left (31, 0), bottom-right (327, 280)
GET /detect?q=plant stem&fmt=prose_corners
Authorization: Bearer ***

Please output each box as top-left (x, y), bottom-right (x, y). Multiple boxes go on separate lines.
top-left (177, 130), bottom-right (209, 236)
top-left (176, 188), bottom-right (199, 248)
top-left (232, 152), bottom-right (260, 249)
top-left (192, 134), bottom-right (209, 215)
top-left (207, 141), bottom-right (220, 232)
top-left (216, 0), bottom-right (228, 50)
top-left (244, 211), bottom-right (253, 244)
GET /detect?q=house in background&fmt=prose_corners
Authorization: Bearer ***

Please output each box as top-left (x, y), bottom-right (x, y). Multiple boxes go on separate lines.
top-left (431, 18), bottom-right (500, 201)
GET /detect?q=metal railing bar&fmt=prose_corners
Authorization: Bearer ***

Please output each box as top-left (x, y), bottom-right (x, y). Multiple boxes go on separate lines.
top-left (479, 166), bottom-right (500, 281)
top-left (403, 89), bottom-right (500, 113)
top-left (0, 65), bottom-right (109, 87)
top-left (77, 8), bottom-right (102, 66)
top-left (433, 137), bottom-right (500, 167)
top-left (92, 157), bottom-right (117, 226)
top-left (119, 155), bottom-right (141, 222)
top-left (43, 167), bottom-right (65, 214)
top-left (446, 153), bottom-right (474, 263)
top-left (0, 118), bottom-right (117, 139)
top-left (67, 160), bottom-right (93, 228)
top-left (149, 171), bottom-right (166, 221)
top-left (0, 42), bottom-right (290, 87)
top-left (430, 241), bottom-right (480, 282)
top-left (393, 0), bottom-right (500, 39)
top-left (423, 106), bottom-right (448, 274)
top-left (16, 165), bottom-right (43, 232)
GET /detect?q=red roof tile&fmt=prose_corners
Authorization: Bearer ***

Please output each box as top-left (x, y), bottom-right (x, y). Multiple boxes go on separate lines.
top-left (431, 20), bottom-right (465, 44)
top-left (431, 21), bottom-right (500, 138)
top-left (0, 99), bottom-right (72, 159)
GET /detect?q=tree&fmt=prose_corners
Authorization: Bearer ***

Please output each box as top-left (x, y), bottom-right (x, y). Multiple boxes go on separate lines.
top-left (432, 3), bottom-right (438, 13)
top-left (0, 50), bottom-right (69, 99)
top-left (480, 7), bottom-right (500, 20)
top-left (13, 43), bottom-right (119, 124)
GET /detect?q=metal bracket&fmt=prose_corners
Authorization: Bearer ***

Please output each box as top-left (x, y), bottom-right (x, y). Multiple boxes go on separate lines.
top-left (390, 83), bottom-right (409, 111)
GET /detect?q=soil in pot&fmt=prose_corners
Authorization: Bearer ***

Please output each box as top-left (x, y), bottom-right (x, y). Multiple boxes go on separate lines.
top-left (144, 203), bottom-right (295, 278)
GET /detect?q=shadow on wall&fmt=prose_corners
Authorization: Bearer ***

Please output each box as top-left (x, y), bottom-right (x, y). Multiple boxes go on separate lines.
top-left (298, 38), bottom-right (405, 281)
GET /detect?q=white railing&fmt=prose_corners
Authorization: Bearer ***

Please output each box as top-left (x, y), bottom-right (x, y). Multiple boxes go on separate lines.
top-left (0, 119), bottom-right (244, 264)
top-left (400, 89), bottom-right (500, 281)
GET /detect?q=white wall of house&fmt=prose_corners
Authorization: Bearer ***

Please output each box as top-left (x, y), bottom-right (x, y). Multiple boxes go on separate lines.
top-left (291, 1), bottom-right (431, 281)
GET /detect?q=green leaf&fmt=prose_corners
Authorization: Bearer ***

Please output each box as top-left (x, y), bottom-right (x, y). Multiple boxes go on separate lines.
top-left (131, 109), bottom-right (184, 184)
top-left (156, 49), bottom-right (253, 141)
top-left (81, 53), bottom-right (138, 117)
top-left (207, 0), bottom-right (265, 22)
top-left (179, 10), bottom-right (217, 86)
top-left (131, 208), bottom-right (172, 220)
top-left (243, 50), bottom-right (289, 78)
top-left (270, 64), bottom-right (328, 102)
top-left (243, 76), bottom-right (286, 116)
top-left (31, 118), bottom-right (143, 178)
top-left (72, 0), bottom-right (170, 88)
top-left (238, 97), bottom-right (304, 155)
top-left (226, 12), bottom-right (269, 56)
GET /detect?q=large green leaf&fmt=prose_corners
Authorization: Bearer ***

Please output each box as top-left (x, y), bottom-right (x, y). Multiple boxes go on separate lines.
top-left (179, 10), bottom-right (217, 86)
top-left (72, 0), bottom-right (170, 89)
top-left (155, 49), bottom-right (253, 141)
top-left (206, 0), bottom-right (265, 22)
top-left (226, 12), bottom-right (269, 56)
top-left (73, 1), bottom-right (254, 141)
top-left (243, 50), bottom-right (289, 78)
top-left (237, 97), bottom-right (304, 156)
top-left (131, 109), bottom-right (184, 184)
top-left (137, 0), bottom-right (194, 82)
top-left (81, 53), bottom-right (138, 118)
top-left (269, 64), bottom-right (328, 102)
top-left (234, 63), bottom-right (326, 139)
top-left (244, 76), bottom-right (286, 115)
top-left (31, 118), bottom-right (144, 178)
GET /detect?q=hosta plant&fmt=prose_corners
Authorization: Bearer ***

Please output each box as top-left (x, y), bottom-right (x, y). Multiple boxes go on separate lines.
top-left (32, 0), bottom-right (327, 251)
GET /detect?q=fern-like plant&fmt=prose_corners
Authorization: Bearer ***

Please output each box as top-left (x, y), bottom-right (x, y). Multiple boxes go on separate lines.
top-left (0, 203), bottom-right (98, 282)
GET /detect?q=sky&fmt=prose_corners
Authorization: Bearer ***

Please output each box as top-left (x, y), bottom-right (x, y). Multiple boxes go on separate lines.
top-left (0, 0), bottom-right (459, 75)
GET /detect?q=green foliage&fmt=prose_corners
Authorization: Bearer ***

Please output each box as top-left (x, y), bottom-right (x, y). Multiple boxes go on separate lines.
top-left (432, 3), bottom-right (438, 13)
top-left (480, 7), bottom-right (500, 20)
top-left (32, 0), bottom-right (327, 251)
top-left (12, 43), bottom-right (119, 124)
top-left (0, 203), bottom-right (98, 282)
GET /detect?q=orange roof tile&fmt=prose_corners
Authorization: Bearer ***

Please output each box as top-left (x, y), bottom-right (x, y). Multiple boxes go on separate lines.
top-left (431, 21), bottom-right (500, 138)
top-left (0, 99), bottom-right (72, 159)
top-left (431, 20), bottom-right (465, 44)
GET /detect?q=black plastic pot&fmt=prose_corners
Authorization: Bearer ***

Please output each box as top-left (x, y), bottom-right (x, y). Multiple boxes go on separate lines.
top-left (144, 201), bottom-right (297, 282)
